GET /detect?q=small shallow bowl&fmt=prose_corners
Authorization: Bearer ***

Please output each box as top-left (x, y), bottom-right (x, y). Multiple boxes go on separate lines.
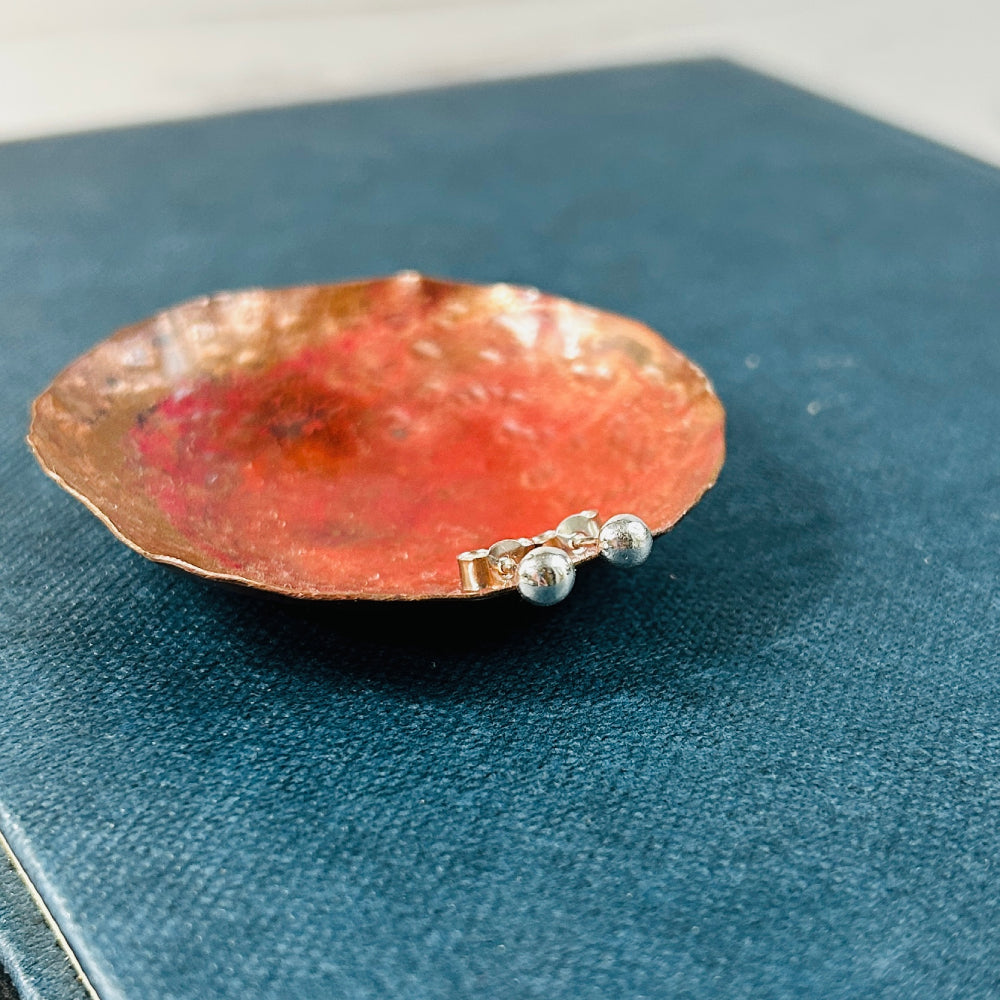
top-left (28, 273), bottom-right (725, 599)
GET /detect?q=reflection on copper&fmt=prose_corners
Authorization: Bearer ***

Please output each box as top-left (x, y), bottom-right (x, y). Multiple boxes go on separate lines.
top-left (28, 273), bottom-right (726, 600)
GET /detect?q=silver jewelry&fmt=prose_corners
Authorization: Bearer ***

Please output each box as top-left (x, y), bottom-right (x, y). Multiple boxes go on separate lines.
top-left (458, 510), bottom-right (654, 605)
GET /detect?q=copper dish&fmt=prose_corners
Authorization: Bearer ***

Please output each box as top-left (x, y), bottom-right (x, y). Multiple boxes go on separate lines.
top-left (28, 273), bottom-right (725, 600)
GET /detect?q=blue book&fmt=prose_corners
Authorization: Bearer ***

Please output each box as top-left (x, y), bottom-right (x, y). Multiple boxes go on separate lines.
top-left (2, 60), bottom-right (999, 1000)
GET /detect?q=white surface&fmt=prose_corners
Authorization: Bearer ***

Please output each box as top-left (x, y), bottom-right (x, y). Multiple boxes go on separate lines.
top-left (1, 0), bottom-right (999, 165)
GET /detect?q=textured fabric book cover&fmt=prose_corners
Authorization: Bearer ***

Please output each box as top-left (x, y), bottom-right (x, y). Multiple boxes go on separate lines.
top-left (1, 60), bottom-right (999, 999)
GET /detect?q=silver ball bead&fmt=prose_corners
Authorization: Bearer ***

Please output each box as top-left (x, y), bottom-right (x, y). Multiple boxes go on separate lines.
top-left (516, 545), bottom-right (575, 606)
top-left (599, 514), bottom-right (653, 568)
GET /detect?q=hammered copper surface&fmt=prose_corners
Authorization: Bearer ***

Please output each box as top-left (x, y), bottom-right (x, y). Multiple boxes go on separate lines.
top-left (28, 274), bottom-right (726, 599)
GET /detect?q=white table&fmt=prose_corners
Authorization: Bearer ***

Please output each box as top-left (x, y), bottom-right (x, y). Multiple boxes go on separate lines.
top-left (2, 0), bottom-right (998, 165)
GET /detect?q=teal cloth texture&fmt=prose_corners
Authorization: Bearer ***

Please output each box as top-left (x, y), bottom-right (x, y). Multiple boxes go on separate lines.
top-left (1, 61), bottom-right (999, 999)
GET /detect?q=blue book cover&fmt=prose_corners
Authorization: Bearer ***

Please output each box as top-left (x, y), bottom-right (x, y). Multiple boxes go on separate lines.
top-left (1, 61), bottom-right (999, 999)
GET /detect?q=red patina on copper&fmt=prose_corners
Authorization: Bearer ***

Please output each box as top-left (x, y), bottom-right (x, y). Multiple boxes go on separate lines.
top-left (29, 275), bottom-right (725, 599)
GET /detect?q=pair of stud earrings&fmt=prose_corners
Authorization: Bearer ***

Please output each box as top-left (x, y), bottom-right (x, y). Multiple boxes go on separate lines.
top-left (458, 511), bottom-right (653, 605)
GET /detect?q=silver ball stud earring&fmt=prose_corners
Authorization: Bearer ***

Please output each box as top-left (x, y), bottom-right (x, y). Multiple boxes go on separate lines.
top-left (516, 545), bottom-right (576, 606)
top-left (458, 510), bottom-right (654, 605)
top-left (598, 513), bottom-right (653, 568)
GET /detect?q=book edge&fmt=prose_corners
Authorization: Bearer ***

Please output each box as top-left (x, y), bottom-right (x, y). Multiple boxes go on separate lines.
top-left (0, 831), bottom-right (97, 1000)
